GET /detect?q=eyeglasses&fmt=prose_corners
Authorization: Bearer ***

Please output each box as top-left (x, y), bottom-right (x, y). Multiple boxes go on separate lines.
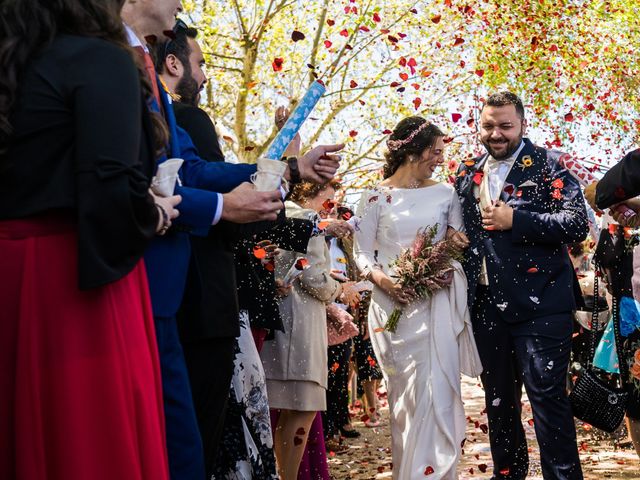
top-left (162, 18), bottom-right (190, 61)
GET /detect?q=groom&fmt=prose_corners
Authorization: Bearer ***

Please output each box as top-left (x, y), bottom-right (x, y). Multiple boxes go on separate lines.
top-left (455, 92), bottom-right (587, 479)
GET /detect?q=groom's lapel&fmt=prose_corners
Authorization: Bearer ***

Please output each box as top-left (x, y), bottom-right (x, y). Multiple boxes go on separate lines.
top-left (500, 139), bottom-right (536, 203)
top-left (460, 154), bottom-right (489, 201)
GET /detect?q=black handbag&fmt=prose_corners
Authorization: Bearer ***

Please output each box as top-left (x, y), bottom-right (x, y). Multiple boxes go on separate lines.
top-left (569, 269), bottom-right (629, 432)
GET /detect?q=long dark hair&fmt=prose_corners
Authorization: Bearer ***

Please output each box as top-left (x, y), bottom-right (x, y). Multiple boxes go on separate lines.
top-left (383, 116), bottom-right (444, 179)
top-left (0, 0), bottom-right (167, 154)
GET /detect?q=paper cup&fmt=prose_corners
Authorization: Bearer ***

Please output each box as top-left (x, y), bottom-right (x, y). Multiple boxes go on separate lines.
top-left (251, 157), bottom-right (287, 191)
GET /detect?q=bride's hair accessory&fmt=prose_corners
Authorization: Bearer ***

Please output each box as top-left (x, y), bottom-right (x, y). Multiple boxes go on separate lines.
top-left (386, 121), bottom-right (429, 152)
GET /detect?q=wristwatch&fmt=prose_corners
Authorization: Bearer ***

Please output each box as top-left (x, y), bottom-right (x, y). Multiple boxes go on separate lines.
top-left (286, 156), bottom-right (302, 184)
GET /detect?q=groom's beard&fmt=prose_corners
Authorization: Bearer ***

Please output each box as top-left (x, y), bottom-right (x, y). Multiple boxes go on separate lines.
top-left (481, 131), bottom-right (524, 160)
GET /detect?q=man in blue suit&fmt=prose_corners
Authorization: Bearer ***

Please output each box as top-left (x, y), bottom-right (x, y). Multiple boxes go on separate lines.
top-left (121, 2), bottom-right (343, 479)
top-left (455, 92), bottom-right (587, 479)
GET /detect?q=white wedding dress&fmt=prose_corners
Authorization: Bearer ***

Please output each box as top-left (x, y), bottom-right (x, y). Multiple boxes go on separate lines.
top-left (354, 183), bottom-right (482, 480)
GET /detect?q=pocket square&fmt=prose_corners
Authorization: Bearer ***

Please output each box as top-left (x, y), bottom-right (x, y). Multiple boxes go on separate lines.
top-left (518, 180), bottom-right (538, 188)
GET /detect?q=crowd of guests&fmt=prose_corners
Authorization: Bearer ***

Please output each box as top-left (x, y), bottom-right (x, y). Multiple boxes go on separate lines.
top-left (2, 2), bottom-right (640, 480)
top-left (0, 2), bottom-right (377, 479)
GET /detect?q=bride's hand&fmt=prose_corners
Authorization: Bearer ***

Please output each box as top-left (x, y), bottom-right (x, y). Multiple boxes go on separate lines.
top-left (377, 275), bottom-right (413, 305)
top-left (446, 227), bottom-right (470, 250)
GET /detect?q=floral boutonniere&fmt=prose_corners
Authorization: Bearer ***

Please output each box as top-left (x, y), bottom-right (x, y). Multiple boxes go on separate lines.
top-left (472, 171), bottom-right (484, 185)
top-left (517, 155), bottom-right (534, 171)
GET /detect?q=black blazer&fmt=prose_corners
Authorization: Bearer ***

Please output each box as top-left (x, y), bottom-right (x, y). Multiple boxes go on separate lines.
top-left (235, 217), bottom-right (313, 331)
top-left (454, 138), bottom-right (589, 321)
top-left (0, 35), bottom-right (158, 289)
top-left (595, 148), bottom-right (640, 209)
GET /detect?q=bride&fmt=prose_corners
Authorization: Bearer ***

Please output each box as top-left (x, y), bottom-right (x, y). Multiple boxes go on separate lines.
top-left (354, 116), bottom-right (482, 479)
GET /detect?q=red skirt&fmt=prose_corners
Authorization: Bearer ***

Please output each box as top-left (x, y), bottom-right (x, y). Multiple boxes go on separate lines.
top-left (0, 214), bottom-right (169, 479)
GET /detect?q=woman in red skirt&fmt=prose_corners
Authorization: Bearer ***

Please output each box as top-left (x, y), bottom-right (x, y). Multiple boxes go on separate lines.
top-left (0, 0), bottom-right (180, 478)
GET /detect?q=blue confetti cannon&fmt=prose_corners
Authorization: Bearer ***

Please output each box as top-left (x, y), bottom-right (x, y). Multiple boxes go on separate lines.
top-left (264, 81), bottom-right (326, 160)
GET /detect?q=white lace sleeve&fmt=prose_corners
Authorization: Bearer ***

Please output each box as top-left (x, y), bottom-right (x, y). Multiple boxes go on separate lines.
top-left (354, 190), bottom-right (382, 278)
top-left (447, 186), bottom-right (465, 232)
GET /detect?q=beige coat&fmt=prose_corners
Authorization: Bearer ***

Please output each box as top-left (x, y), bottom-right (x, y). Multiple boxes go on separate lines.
top-left (261, 201), bottom-right (341, 390)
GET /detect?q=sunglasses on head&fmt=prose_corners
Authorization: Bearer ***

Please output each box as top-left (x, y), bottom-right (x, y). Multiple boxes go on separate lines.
top-left (162, 18), bottom-right (190, 60)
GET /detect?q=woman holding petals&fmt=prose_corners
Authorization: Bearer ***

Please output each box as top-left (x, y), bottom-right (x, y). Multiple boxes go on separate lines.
top-left (262, 180), bottom-right (359, 480)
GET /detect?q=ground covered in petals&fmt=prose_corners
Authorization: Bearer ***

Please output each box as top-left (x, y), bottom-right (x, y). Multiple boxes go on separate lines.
top-left (329, 377), bottom-right (639, 479)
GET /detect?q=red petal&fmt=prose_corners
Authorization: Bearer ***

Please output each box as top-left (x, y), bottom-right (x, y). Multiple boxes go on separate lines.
top-left (291, 30), bottom-right (305, 42)
top-left (271, 57), bottom-right (284, 72)
top-left (452, 113), bottom-right (462, 123)
top-left (424, 466), bottom-right (434, 475)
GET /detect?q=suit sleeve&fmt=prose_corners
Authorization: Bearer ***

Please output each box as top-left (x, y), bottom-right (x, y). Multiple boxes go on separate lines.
top-left (297, 236), bottom-right (341, 303)
top-left (595, 149), bottom-right (640, 209)
top-left (177, 125), bottom-right (257, 192)
top-left (73, 43), bottom-right (158, 288)
top-left (262, 218), bottom-right (313, 253)
top-left (171, 184), bottom-right (217, 236)
top-left (511, 158), bottom-right (589, 245)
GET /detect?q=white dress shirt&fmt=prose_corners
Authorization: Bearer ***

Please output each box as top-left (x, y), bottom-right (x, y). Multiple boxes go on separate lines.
top-left (485, 140), bottom-right (525, 201)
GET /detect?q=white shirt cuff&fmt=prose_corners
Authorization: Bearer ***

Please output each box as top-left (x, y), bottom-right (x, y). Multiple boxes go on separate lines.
top-left (212, 193), bottom-right (223, 225)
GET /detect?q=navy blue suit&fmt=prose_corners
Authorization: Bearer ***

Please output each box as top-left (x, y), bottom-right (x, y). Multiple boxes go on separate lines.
top-left (144, 83), bottom-right (256, 480)
top-left (455, 139), bottom-right (587, 479)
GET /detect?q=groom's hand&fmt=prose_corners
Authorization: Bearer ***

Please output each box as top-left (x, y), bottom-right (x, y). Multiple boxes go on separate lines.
top-left (482, 201), bottom-right (513, 231)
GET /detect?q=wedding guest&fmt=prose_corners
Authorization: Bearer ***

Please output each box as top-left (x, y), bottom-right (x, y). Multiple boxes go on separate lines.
top-left (323, 202), bottom-right (362, 449)
top-left (351, 291), bottom-right (384, 427)
top-left (121, 4), bottom-right (343, 477)
top-left (455, 91), bottom-right (587, 479)
top-left (0, 0), bottom-right (180, 478)
top-left (262, 181), bottom-right (359, 480)
top-left (584, 153), bottom-right (640, 458)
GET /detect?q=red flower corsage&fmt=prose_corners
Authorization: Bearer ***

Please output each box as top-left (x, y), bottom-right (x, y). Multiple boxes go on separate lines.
top-left (551, 178), bottom-right (564, 189)
top-left (551, 189), bottom-right (563, 200)
top-left (472, 171), bottom-right (484, 185)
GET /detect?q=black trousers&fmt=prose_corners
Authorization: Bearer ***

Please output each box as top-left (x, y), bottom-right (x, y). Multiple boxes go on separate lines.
top-left (472, 286), bottom-right (583, 480)
top-left (182, 337), bottom-right (236, 478)
top-left (322, 339), bottom-right (353, 437)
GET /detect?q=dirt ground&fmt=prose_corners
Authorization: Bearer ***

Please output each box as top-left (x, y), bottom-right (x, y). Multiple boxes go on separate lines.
top-left (328, 376), bottom-right (639, 479)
